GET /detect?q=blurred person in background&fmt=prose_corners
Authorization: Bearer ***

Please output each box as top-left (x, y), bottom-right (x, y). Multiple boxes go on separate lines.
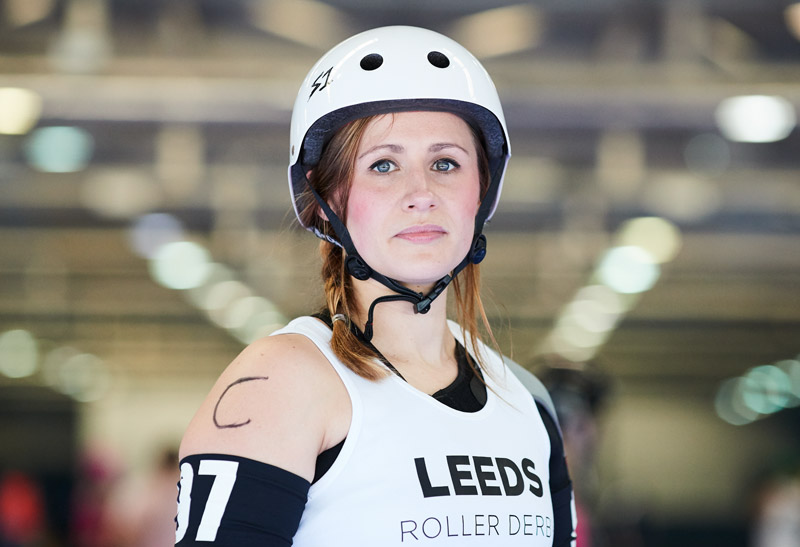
top-left (176, 25), bottom-right (576, 546)
top-left (537, 361), bottom-right (611, 547)
top-left (106, 447), bottom-right (180, 547)
top-left (69, 448), bottom-right (121, 547)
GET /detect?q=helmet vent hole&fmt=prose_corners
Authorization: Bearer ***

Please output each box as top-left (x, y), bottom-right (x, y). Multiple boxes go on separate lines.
top-left (427, 51), bottom-right (450, 68)
top-left (360, 53), bottom-right (383, 71)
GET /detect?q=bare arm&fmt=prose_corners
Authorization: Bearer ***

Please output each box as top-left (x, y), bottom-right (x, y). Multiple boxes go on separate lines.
top-left (180, 333), bottom-right (351, 483)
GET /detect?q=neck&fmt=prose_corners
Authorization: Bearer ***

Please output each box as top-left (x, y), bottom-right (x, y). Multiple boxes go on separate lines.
top-left (351, 278), bottom-right (455, 369)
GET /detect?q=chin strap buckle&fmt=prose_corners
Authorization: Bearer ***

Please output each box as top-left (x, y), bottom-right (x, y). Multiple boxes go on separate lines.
top-left (414, 275), bottom-right (451, 314)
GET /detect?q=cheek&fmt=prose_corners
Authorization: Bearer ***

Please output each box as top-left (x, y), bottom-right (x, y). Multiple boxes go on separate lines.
top-left (459, 181), bottom-right (482, 218)
top-left (449, 190), bottom-right (480, 246)
top-left (455, 180), bottom-right (481, 242)
top-left (345, 188), bottom-right (381, 234)
top-left (346, 193), bottom-right (369, 225)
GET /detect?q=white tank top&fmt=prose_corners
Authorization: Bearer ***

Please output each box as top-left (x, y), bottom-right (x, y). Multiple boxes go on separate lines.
top-left (272, 316), bottom-right (554, 546)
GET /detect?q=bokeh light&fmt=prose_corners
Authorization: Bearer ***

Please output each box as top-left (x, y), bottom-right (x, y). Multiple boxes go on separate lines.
top-left (0, 87), bottom-right (43, 135)
top-left (715, 378), bottom-right (759, 426)
top-left (80, 168), bottom-right (162, 219)
top-left (715, 357), bottom-right (800, 425)
top-left (0, 329), bottom-right (39, 378)
top-left (683, 133), bottom-right (731, 177)
top-left (785, 3), bottom-right (800, 41)
top-left (547, 332), bottom-right (598, 363)
top-left (553, 313), bottom-right (611, 349)
top-left (57, 352), bottom-right (111, 402)
top-left (448, 4), bottom-right (543, 58)
top-left (24, 126), bottom-right (94, 173)
top-left (128, 213), bottom-right (185, 259)
top-left (776, 359), bottom-right (800, 407)
top-left (715, 95), bottom-right (797, 143)
top-left (48, 28), bottom-right (112, 74)
top-left (226, 297), bottom-right (287, 343)
top-left (615, 216), bottom-right (682, 264)
top-left (149, 241), bottom-right (212, 290)
top-left (42, 346), bottom-right (81, 387)
top-left (641, 173), bottom-right (722, 222)
top-left (204, 280), bottom-right (253, 327)
top-left (3, 0), bottom-right (56, 27)
top-left (185, 263), bottom-right (236, 308)
top-left (569, 284), bottom-right (626, 332)
top-left (741, 365), bottom-right (793, 414)
top-left (222, 296), bottom-right (273, 330)
top-left (234, 309), bottom-right (287, 344)
top-left (596, 246), bottom-right (661, 294)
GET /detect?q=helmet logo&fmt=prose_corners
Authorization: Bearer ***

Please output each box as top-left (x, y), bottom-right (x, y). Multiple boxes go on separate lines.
top-left (309, 67), bottom-right (333, 99)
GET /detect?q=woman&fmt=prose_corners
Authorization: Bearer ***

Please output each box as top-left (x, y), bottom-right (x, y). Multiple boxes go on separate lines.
top-left (176, 26), bottom-right (576, 546)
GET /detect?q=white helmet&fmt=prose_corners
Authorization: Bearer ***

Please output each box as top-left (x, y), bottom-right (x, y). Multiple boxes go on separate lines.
top-left (286, 26), bottom-right (511, 328)
top-left (287, 25), bottom-right (510, 237)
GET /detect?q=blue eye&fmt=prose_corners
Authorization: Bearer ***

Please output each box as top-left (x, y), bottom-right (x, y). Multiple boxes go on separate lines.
top-left (433, 159), bottom-right (459, 172)
top-left (370, 159), bottom-right (397, 173)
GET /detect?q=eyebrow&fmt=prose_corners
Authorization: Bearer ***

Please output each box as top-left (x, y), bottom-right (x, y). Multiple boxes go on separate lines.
top-left (430, 142), bottom-right (470, 155)
top-left (358, 142), bottom-right (470, 160)
top-left (358, 144), bottom-right (403, 159)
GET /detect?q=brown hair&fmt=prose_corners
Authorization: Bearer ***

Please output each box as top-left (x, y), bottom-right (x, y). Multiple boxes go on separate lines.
top-left (302, 113), bottom-right (499, 380)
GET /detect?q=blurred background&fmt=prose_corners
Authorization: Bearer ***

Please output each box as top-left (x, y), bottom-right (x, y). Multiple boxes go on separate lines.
top-left (1, 0), bottom-right (799, 546)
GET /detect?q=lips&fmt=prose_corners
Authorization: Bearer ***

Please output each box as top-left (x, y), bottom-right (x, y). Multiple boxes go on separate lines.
top-left (394, 224), bottom-right (447, 242)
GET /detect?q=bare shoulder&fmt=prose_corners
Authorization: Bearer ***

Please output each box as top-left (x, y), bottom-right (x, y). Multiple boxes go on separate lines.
top-left (179, 330), bottom-right (350, 482)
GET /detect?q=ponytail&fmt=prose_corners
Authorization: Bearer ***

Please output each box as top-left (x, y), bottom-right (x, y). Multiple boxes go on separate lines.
top-left (321, 242), bottom-right (390, 380)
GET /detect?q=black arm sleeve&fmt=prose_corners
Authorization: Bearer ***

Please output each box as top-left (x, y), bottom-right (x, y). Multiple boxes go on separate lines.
top-left (536, 401), bottom-right (576, 547)
top-left (175, 454), bottom-right (310, 546)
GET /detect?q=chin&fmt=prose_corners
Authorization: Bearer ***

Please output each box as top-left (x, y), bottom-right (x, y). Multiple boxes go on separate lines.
top-left (385, 265), bottom-right (458, 288)
top-left (368, 248), bottom-right (470, 285)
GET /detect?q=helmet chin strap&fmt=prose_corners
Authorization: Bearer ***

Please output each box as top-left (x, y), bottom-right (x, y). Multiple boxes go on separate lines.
top-left (303, 168), bottom-right (495, 341)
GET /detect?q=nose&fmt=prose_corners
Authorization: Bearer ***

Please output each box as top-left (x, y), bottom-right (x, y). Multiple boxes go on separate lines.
top-left (404, 169), bottom-right (437, 212)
